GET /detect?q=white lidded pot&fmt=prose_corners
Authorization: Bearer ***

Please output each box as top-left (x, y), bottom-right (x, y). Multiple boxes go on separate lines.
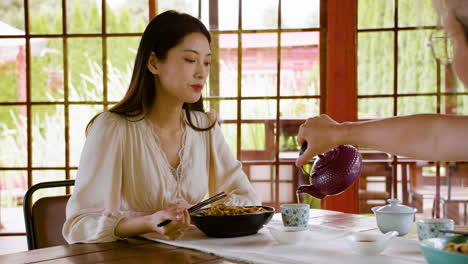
top-left (372, 199), bottom-right (417, 236)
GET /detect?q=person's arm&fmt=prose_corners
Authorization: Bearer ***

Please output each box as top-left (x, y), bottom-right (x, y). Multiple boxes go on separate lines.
top-left (63, 112), bottom-right (127, 243)
top-left (63, 113), bottom-right (189, 243)
top-left (296, 114), bottom-right (468, 166)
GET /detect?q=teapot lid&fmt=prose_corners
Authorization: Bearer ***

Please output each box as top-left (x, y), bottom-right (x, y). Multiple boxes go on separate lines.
top-left (374, 199), bottom-right (416, 214)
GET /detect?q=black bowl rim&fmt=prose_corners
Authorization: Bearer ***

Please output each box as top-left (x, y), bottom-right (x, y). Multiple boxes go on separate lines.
top-left (190, 205), bottom-right (275, 217)
top-left (189, 205), bottom-right (275, 238)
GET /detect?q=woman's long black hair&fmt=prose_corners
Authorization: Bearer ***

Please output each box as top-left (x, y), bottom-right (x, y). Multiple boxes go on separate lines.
top-left (86, 10), bottom-right (215, 134)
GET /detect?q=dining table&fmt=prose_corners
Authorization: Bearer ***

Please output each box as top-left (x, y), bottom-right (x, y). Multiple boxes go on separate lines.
top-left (0, 209), bottom-right (427, 264)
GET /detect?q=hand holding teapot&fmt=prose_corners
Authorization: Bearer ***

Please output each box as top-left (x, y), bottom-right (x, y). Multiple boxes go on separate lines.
top-left (296, 142), bottom-right (362, 199)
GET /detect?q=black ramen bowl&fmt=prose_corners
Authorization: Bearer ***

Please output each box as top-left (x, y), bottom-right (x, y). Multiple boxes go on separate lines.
top-left (190, 206), bottom-right (275, 238)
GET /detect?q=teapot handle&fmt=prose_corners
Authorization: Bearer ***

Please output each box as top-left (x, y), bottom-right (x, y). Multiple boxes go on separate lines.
top-left (299, 141), bottom-right (308, 156)
top-left (298, 142), bottom-right (318, 176)
top-left (299, 141), bottom-right (325, 159)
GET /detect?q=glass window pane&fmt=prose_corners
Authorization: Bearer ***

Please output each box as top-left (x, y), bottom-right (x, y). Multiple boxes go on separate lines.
top-left (0, 2), bottom-right (25, 34)
top-left (201, 0), bottom-right (210, 29)
top-left (69, 105), bottom-right (103, 167)
top-left (279, 165), bottom-right (294, 181)
top-left (251, 166), bottom-right (274, 203)
top-left (0, 38), bottom-right (26, 102)
top-left (0, 170), bottom-right (27, 233)
top-left (398, 0), bottom-right (435, 27)
top-left (251, 182), bottom-right (273, 204)
top-left (30, 0), bottom-right (62, 34)
top-left (107, 37), bottom-right (140, 101)
top-left (358, 98), bottom-right (394, 119)
top-left (242, 0), bottom-right (278, 30)
top-left (441, 95), bottom-right (458, 115)
top-left (32, 170), bottom-right (66, 203)
top-left (281, 32), bottom-right (320, 96)
top-left (0, 106), bottom-right (27, 167)
top-left (219, 123), bottom-right (237, 158)
top-left (279, 99), bottom-right (316, 153)
top-left (358, 0), bottom-right (394, 29)
top-left (455, 73), bottom-right (466, 93)
top-left (203, 99), bottom-right (237, 120)
top-left (279, 119), bottom-right (305, 153)
top-left (158, 0), bottom-right (198, 17)
top-left (281, 0), bottom-right (319, 29)
top-left (219, 0), bottom-right (239, 30)
top-left (242, 99), bottom-right (276, 119)
top-left (106, 1), bottom-right (148, 33)
top-left (32, 105), bottom-right (65, 167)
top-left (212, 33), bottom-right (238, 98)
top-left (242, 33), bottom-right (277, 97)
top-left (203, 41), bottom-right (220, 99)
top-left (397, 96), bottom-right (437, 115)
top-left (454, 96), bottom-right (468, 115)
top-left (67, 0), bottom-right (102, 34)
top-left (204, 99), bottom-right (238, 157)
top-left (240, 101), bottom-right (276, 161)
top-left (280, 182), bottom-right (295, 203)
top-left (32, 38), bottom-right (64, 102)
top-left (280, 99), bottom-right (319, 118)
top-left (241, 123), bottom-right (266, 151)
top-left (249, 165), bottom-right (271, 180)
top-left (68, 38), bottom-right (102, 101)
top-left (398, 30), bottom-right (436, 94)
top-left (70, 169), bottom-right (77, 179)
top-left (358, 32), bottom-right (394, 95)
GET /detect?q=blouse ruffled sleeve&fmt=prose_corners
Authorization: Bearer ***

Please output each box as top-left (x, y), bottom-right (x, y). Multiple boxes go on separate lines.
top-left (206, 113), bottom-right (261, 206)
top-left (62, 112), bottom-right (126, 243)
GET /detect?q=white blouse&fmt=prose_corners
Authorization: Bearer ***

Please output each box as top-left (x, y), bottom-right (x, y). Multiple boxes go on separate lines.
top-left (62, 111), bottom-right (260, 243)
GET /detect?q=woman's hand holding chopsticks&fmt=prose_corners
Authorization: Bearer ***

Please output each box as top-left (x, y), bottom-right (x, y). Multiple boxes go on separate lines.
top-left (115, 206), bottom-right (190, 240)
top-left (156, 191), bottom-right (227, 228)
top-left (146, 207), bottom-right (191, 240)
top-left (115, 192), bottom-right (227, 240)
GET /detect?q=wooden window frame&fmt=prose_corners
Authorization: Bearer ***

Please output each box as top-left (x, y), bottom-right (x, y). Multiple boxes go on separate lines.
top-left (0, 0), bottom-right (364, 237)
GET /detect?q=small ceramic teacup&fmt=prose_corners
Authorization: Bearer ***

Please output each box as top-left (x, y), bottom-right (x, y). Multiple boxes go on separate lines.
top-left (416, 218), bottom-right (454, 240)
top-left (280, 204), bottom-right (309, 229)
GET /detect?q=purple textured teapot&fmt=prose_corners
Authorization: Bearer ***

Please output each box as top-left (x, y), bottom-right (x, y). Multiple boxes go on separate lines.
top-left (296, 142), bottom-right (362, 199)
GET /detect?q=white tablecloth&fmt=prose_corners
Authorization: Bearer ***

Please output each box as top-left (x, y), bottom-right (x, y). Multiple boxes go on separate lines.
top-left (142, 213), bottom-right (427, 264)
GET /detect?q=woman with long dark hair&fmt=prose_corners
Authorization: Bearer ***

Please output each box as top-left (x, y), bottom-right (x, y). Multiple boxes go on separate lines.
top-left (63, 10), bottom-right (260, 243)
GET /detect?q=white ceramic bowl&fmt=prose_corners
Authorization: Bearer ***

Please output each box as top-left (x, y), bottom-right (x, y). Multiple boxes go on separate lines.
top-left (373, 210), bottom-right (415, 236)
top-left (345, 231), bottom-right (398, 256)
top-left (372, 199), bottom-right (417, 236)
top-left (266, 225), bottom-right (308, 244)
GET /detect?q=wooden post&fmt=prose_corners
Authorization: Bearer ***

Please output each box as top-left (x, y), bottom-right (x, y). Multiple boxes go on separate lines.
top-left (322, 0), bottom-right (359, 214)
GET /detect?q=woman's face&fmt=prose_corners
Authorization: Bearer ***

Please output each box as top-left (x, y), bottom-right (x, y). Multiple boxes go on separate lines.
top-left (151, 32), bottom-right (211, 104)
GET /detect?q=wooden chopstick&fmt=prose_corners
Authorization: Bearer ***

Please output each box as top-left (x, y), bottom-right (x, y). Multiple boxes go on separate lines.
top-left (157, 191), bottom-right (226, 227)
top-left (188, 192), bottom-right (226, 213)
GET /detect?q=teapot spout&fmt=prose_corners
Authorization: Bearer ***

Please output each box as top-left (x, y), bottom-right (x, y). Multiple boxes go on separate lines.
top-left (296, 185), bottom-right (326, 199)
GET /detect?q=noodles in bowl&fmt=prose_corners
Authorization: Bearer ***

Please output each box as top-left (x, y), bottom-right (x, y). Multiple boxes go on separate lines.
top-left (190, 204), bottom-right (274, 238)
top-left (204, 204), bottom-right (269, 216)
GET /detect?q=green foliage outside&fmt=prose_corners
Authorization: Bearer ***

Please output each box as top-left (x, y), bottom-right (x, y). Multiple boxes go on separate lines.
top-left (357, 0), bottom-right (468, 118)
top-left (0, 1), bottom-right (145, 208)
